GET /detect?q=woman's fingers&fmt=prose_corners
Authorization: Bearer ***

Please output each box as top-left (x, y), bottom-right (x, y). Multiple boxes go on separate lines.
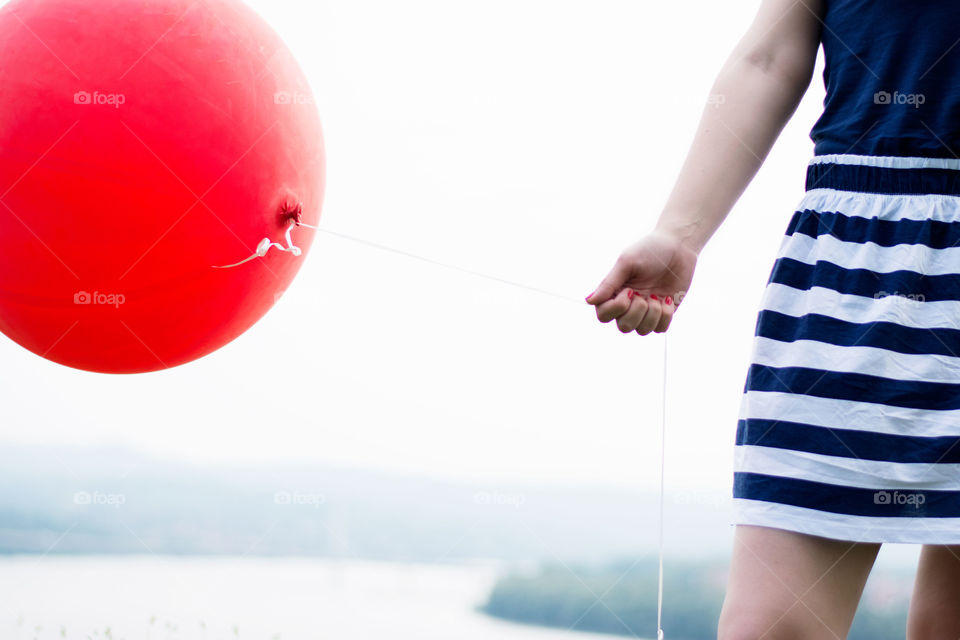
top-left (617, 293), bottom-right (650, 333)
top-left (595, 287), bottom-right (633, 323)
top-left (597, 289), bottom-right (680, 334)
top-left (634, 295), bottom-right (663, 335)
top-left (652, 297), bottom-right (676, 333)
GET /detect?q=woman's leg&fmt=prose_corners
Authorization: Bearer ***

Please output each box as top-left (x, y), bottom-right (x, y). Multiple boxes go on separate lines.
top-left (718, 524), bottom-right (882, 640)
top-left (906, 544), bottom-right (960, 639)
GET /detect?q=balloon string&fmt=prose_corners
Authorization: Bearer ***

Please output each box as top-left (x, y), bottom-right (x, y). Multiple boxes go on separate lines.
top-left (212, 220), bottom-right (305, 269)
top-left (313, 227), bottom-right (583, 304)
top-left (210, 216), bottom-right (582, 307)
top-left (315, 223), bottom-right (668, 639)
top-left (213, 219), bottom-right (669, 638)
top-left (218, 219), bottom-right (670, 635)
top-left (658, 332), bottom-right (667, 640)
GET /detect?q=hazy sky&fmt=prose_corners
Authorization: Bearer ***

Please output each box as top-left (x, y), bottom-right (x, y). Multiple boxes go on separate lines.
top-left (0, 0), bottom-right (828, 493)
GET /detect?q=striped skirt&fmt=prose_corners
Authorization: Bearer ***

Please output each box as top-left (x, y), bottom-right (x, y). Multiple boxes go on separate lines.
top-left (732, 153), bottom-right (960, 544)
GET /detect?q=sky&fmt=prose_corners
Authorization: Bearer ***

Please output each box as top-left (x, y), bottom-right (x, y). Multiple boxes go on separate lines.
top-left (0, 0), bottom-right (830, 494)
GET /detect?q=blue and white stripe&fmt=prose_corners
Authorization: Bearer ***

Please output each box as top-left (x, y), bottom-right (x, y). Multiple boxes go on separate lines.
top-left (732, 153), bottom-right (960, 543)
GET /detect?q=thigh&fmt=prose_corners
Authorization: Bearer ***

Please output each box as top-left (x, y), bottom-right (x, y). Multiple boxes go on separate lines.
top-left (718, 524), bottom-right (881, 640)
top-left (907, 544), bottom-right (960, 639)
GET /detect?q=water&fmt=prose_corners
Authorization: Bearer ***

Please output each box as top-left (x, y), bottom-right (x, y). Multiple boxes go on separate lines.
top-left (0, 556), bottom-right (629, 640)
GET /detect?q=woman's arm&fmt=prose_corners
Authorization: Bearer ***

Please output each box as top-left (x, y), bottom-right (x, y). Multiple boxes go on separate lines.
top-left (585, 0), bottom-right (824, 334)
top-left (654, 0), bottom-right (824, 254)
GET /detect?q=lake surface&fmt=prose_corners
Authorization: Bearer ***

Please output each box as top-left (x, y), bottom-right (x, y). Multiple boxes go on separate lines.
top-left (0, 556), bottom-right (635, 640)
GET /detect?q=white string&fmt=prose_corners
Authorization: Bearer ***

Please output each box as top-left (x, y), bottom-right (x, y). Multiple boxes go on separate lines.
top-left (212, 220), bottom-right (305, 268)
top-left (211, 221), bottom-right (581, 305)
top-left (657, 332), bottom-right (667, 640)
top-left (210, 221), bottom-right (670, 638)
top-left (314, 227), bottom-right (581, 304)
top-left (315, 224), bottom-right (670, 640)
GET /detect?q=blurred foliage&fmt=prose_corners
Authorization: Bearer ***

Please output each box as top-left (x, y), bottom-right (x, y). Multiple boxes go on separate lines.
top-left (481, 558), bottom-right (909, 640)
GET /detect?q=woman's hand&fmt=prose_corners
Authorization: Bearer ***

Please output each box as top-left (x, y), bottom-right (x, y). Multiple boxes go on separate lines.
top-left (585, 229), bottom-right (698, 335)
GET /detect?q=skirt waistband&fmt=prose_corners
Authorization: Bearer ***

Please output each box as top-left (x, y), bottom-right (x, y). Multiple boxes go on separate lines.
top-left (805, 154), bottom-right (960, 195)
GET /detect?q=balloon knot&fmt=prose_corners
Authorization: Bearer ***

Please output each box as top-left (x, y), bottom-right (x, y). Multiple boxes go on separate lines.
top-left (282, 201), bottom-right (304, 226)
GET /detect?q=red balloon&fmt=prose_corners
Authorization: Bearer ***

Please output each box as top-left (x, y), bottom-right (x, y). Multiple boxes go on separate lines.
top-left (0, 0), bottom-right (324, 373)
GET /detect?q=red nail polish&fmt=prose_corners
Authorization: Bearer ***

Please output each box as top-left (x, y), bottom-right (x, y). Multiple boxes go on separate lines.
top-left (665, 296), bottom-right (673, 305)
top-left (627, 289), bottom-right (635, 300)
top-left (650, 294), bottom-right (658, 301)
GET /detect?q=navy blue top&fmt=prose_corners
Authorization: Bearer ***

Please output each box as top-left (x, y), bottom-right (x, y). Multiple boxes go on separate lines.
top-left (809, 0), bottom-right (960, 158)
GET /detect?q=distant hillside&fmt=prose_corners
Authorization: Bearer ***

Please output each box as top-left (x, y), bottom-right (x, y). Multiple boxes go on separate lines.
top-left (0, 443), bottom-right (737, 563)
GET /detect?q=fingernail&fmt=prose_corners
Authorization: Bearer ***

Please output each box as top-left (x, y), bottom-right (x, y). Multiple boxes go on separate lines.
top-left (585, 290), bottom-right (595, 302)
top-left (627, 289), bottom-right (635, 300)
top-left (650, 294), bottom-right (658, 301)
top-left (665, 296), bottom-right (673, 305)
